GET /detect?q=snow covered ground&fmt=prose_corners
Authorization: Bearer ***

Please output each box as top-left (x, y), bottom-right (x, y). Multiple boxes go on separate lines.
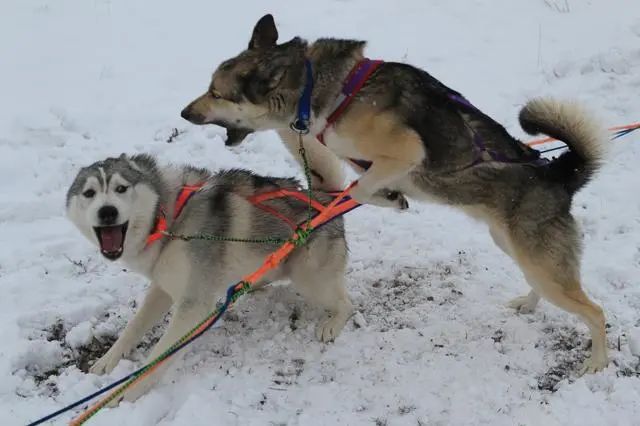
top-left (1, 1), bottom-right (640, 425)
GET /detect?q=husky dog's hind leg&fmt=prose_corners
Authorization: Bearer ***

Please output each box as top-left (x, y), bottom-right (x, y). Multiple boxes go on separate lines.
top-left (287, 233), bottom-right (353, 342)
top-left (506, 212), bottom-right (607, 373)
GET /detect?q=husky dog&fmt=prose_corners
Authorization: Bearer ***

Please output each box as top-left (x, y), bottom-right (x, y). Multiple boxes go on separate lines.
top-left (181, 14), bottom-right (609, 373)
top-left (66, 153), bottom-right (353, 403)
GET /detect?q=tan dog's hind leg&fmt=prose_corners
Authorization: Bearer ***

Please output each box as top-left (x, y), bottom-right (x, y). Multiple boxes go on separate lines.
top-left (489, 225), bottom-right (540, 313)
top-left (508, 218), bottom-right (607, 374)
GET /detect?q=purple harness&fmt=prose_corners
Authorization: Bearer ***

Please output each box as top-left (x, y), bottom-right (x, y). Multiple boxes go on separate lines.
top-left (448, 94), bottom-right (548, 168)
top-left (316, 60), bottom-right (547, 172)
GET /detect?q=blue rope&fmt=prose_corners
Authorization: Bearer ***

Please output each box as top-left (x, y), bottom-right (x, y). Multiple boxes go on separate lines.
top-left (25, 199), bottom-right (360, 426)
top-left (612, 126), bottom-right (639, 140)
top-left (26, 284), bottom-right (239, 426)
top-left (540, 125), bottom-right (640, 154)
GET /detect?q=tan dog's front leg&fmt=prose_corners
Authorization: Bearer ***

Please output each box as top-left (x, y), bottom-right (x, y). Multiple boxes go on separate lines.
top-left (278, 130), bottom-right (346, 191)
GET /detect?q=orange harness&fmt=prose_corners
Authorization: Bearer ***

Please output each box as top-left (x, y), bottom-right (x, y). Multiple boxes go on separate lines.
top-left (145, 183), bottom-right (207, 246)
top-left (247, 188), bottom-right (327, 229)
top-left (145, 183), bottom-right (337, 246)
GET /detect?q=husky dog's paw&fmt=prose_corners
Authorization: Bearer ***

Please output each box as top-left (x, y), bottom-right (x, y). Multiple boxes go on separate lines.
top-left (315, 314), bottom-right (349, 343)
top-left (105, 395), bottom-right (123, 409)
top-left (578, 355), bottom-right (608, 375)
top-left (507, 293), bottom-right (539, 314)
top-left (89, 346), bottom-right (125, 375)
top-left (105, 376), bottom-right (157, 408)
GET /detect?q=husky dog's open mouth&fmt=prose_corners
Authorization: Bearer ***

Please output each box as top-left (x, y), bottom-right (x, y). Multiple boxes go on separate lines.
top-left (93, 223), bottom-right (128, 260)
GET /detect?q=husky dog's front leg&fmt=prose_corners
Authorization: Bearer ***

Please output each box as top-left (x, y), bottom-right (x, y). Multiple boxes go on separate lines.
top-left (350, 157), bottom-right (412, 209)
top-left (111, 281), bottom-right (218, 405)
top-left (90, 284), bottom-right (172, 375)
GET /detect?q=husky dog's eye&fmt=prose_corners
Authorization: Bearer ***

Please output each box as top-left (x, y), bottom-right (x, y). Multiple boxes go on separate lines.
top-left (83, 189), bottom-right (96, 198)
top-left (115, 185), bottom-right (128, 194)
top-left (210, 89), bottom-right (223, 99)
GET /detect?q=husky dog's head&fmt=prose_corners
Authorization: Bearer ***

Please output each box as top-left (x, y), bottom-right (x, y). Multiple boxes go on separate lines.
top-left (66, 154), bottom-right (163, 261)
top-left (181, 14), bottom-right (306, 135)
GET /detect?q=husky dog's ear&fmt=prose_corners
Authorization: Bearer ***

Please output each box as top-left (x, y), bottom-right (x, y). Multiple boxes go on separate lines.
top-left (248, 14), bottom-right (278, 50)
top-left (119, 153), bottom-right (127, 160)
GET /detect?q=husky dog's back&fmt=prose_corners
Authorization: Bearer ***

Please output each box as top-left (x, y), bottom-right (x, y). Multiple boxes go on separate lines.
top-left (66, 154), bottom-right (353, 404)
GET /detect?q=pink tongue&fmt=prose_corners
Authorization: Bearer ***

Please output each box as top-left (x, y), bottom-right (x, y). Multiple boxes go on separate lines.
top-left (100, 227), bottom-right (123, 252)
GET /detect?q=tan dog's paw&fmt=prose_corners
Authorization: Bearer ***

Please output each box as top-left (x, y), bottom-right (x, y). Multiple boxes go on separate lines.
top-left (350, 186), bottom-right (409, 210)
top-left (383, 190), bottom-right (409, 210)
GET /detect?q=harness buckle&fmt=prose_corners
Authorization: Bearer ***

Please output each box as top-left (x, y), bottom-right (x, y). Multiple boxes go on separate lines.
top-left (290, 119), bottom-right (310, 135)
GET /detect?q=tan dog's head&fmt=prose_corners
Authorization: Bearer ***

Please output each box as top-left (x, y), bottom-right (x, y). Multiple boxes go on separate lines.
top-left (181, 14), bottom-right (306, 138)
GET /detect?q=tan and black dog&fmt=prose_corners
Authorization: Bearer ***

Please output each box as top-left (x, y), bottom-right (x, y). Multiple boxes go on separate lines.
top-left (181, 14), bottom-right (608, 374)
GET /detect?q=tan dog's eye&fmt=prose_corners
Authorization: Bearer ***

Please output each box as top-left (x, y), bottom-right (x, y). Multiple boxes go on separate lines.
top-left (210, 90), bottom-right (223, 99)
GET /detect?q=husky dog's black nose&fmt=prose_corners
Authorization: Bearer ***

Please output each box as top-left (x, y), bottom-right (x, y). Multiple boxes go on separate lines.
top-left (98, 205), bottom-right (119, 225)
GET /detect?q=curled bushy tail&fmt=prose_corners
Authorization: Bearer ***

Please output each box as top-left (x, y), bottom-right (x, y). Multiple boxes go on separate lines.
top-left (519, 97), bottom-right (605, 193)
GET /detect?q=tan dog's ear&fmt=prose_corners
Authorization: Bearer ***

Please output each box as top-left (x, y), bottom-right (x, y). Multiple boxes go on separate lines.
top-left (248, 14), bottom-right (278, 49)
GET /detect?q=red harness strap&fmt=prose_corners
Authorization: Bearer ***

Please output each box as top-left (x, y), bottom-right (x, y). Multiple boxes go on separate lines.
top-left (146, 183), bottom-right (206, 246)
top-left (315, 59), bottom-right (384, 171)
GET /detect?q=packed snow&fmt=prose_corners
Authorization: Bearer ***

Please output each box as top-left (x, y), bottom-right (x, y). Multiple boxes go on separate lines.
top-left (1, 1), bottom-right (639, 425)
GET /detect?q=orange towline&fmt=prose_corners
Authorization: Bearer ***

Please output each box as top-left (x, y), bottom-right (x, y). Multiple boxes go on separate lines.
top-left (526, 122), bottom-right (640, 147)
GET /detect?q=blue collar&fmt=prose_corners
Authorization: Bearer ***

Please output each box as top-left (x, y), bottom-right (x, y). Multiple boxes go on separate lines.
top-left (290, 59), bottom-right (313, 134)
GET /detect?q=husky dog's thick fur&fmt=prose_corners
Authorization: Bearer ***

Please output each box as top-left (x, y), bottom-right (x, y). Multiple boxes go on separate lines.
top-left (66, 153), bottom-right (353, 402)
top-left (181, 14), bottom-right (609, 373)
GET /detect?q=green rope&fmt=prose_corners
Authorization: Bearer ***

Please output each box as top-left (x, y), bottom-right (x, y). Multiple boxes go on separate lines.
top-left (291, 225), bottom-right (313, 247)
top-left (231, 281), bottom-right (253, 302)
top-left (162, 231), bottom-right (286, 245)
top-left (82, 280), bottom-right (258, 423)
top-left (157, 135), bottom-right (316, 247)
top-left (80, 305), bottom-right (225, 423)
top-left (72, 140), bottom-right (329, 425)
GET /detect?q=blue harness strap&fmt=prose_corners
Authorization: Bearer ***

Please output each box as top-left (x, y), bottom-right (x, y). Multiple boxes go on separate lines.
top-left (289, 58), bottom-right (383, 172)
top-left (290, 59), bottom-right (314, 134)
